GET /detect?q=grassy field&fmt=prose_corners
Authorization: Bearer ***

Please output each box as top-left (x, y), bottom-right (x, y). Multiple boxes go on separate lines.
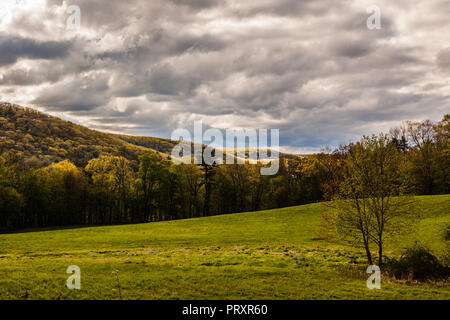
top-left (0, 195), bottom-right (449, 300)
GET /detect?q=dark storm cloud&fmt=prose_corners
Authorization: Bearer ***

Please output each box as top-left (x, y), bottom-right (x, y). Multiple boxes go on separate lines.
top-left (32, 73), bottom-right (110, 111)
top-left (329, 39), bottom-right (373, 58)
top-left (1, 0), bottom-right (449, 152)
top-left (147, 63), bottom-right (200, 96)
top-left (169, 0), bottom-right (219, 9)
top-left (96, 31), bottom-right (227, 67)
top-left (227, 0), bottom-right (346, 18)
top-left (0, 34), bottom-right (71, 66)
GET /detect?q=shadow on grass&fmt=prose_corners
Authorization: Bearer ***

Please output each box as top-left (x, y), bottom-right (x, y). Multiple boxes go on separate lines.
top-left (0, 222), bottom-right (155, 235)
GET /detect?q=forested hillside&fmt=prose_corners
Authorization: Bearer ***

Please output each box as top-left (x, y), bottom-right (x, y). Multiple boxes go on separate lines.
top-left (113, 134), bottom-right (178, 156)
top-left (0, 103), bottom-right (294, 168)
top-left (0, 102), bottom-right (448, 231)
top-left (0, 102), bottom-right (169, 168)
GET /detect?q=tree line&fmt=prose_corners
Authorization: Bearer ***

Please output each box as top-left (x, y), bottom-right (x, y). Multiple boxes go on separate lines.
top-left (0, 114), bottom-right (448, 231)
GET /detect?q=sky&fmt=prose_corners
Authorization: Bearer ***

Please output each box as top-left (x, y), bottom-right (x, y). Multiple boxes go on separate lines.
top-left (0, 0), bottom-right (449, 154)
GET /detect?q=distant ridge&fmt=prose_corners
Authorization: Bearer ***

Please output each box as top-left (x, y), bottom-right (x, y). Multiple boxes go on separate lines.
top-left (0, 102), bottom-right (172, 168)
top-left (0, 102), bottom-right (298, 168)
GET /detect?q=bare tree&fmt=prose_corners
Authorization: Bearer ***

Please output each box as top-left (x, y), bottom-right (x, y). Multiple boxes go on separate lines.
top-left (323, 134), bottom-right (416, 266)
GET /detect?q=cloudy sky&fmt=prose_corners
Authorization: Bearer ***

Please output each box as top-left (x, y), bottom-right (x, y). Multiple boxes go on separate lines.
top-left (1, 0), bottom-right (449, 153)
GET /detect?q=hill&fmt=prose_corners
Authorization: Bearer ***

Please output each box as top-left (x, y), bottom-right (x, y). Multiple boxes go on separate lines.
top-left (0, 102), bottom-right (295, 168)
top-left (0, 195), bottom-right (448, 299)
top-left (0, 102), bottom-right (176, 168)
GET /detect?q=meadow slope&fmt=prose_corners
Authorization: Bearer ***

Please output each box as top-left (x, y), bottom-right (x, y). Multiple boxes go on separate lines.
top-left (0, 195), bottom-right (449, 300)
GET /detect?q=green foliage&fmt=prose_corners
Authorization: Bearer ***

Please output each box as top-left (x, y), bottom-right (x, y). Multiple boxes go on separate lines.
top-left (323, 134), bottom-right (417, 266)
top-left (0, 103), bottom-right (448, 236)
top-left (85, 156), bottom-right (134, 224)
top-left (114, 134), bottom-right (178, 155)
top-left (403, 117), bottom-right (450, 194)
top-left (0, 157), bottom-right (22, 229)
top-left (0, 103), bottom-right (169, 168)
top-left (137, 151), bottom-right (168, 221)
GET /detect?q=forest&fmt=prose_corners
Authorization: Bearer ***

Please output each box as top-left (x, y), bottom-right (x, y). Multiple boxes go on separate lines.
top-left (0, 103), bottom-right (448, 231)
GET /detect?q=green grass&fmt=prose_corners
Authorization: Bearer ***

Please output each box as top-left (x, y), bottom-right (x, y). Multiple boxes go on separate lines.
top-left (0, 195), bottom-right (449, 300)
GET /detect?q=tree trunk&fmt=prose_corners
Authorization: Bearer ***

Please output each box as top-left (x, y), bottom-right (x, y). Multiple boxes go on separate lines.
top-left (365, 247), bottom-right (373, 265)
top-left (378, 242), bottom-right (383, 267)
top-left (364, 240), bottom-right (373, 265)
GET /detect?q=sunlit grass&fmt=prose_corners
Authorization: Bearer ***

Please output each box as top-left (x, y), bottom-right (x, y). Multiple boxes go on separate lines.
top-left (0, 195), bottom-right (448, 299)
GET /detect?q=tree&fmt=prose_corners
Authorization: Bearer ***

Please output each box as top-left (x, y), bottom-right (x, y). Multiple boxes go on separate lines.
top-left (137, 151), bottom-right (166, 222)
top-left (389, 124), bottom-right (409, 154)
top-left (20, 168), bottom-right (46, 227)
top-left (322, 134), bottom-right (416, 266)
top-left (219, 164), bottom-right (252, 213)
top-left (46, 160), bottom-right (86, 225)
top-left (158, 165), bottom-right (183, 220)
top-left (200, 154), bottom-right (219, 217)
top-left (249, 164), bottom-right (270, 211)
top-left (0, 156), bottom-right (22, 230)
top-left (406, 120), bottom-right (436, 194)
top-left (292, 156), bottom-right (326, 204)
top-left (432, 114), bottom-right (450, 194)
top-left (177, 164), bottom-right (203, 218)
top-left (85, 156), bottom-right (133, 223)
top-left (317, 150), bottom-right (347, 201)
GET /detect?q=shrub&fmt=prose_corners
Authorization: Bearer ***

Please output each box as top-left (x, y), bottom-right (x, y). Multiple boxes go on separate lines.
top-left (386, 244), bottom-right (449, 280)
